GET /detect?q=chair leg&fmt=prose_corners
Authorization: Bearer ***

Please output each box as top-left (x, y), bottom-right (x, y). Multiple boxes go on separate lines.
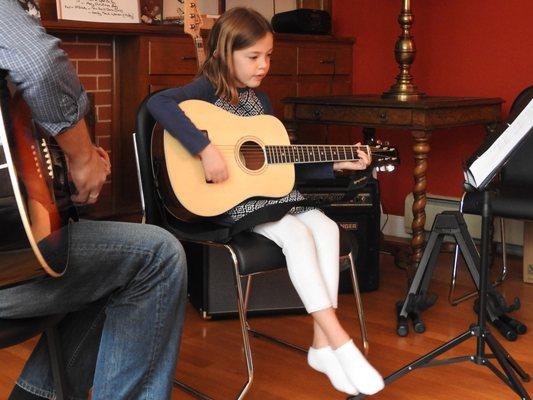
top-left (449, 217), bottom-right (509, 306)
top-left (244, 271), bottom-right (308, 353)
top-left (226, 245), bottom-right (254, 400)
top-left (494, 217), bottom-right (508, 285)
top-left (246, 254), bottom-right (369, 356)
top-left (347, 252), bottom-right (369, 355)
top-left (45, 326), bottom-right (68, 400)
top-left (172, 245), bottom-right (254, 400)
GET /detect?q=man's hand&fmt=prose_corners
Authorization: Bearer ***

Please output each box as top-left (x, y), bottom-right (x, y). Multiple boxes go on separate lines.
top-left (68, 146), bottom-right (110, 204)
top-left (54, 119), bottom-right (111, 204)
top-left (198, 143), bottom-right (228, 183)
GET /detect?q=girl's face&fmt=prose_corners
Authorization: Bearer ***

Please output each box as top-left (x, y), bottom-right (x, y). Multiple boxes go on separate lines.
top-left (231, 33), bottom-right (273, 89)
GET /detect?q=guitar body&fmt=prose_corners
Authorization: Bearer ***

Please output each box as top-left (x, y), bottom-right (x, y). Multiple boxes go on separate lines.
top-left (154, 100), bottom-right (295, 220)
top-left (0, 84), bottom-right (77, 287)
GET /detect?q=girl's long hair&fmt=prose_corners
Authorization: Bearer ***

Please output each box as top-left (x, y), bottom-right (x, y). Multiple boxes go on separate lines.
top-left (198, 7), bottom-right (273, 104)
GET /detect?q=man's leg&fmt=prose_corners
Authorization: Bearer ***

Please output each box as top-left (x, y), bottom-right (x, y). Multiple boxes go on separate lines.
top-left (1, 220), bottom-right (187, 400)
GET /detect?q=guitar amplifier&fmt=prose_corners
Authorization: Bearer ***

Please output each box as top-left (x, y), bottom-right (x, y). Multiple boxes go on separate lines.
top-left (298, 175), bottom-right (381, 294)
top-left (185, 175), bottom-right (381, 318)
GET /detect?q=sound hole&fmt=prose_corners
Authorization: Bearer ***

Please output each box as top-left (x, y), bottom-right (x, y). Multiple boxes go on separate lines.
top-left (239, 141), bottom-right (265, 171)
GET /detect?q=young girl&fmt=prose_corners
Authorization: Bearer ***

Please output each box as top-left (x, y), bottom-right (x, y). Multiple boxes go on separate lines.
top-left (147, 7), bottom-right (384, 396)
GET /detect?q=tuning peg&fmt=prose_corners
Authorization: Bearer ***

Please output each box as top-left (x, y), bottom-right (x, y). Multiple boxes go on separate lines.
top-left (386, 165), bottom-right (395, 172)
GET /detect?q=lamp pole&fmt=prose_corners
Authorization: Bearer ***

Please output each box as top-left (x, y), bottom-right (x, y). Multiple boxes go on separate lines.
top-left (382, 0), bottom-right (425, 101)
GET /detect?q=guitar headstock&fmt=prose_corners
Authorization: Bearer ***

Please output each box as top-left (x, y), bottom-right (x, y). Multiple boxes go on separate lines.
top-left (366, 139), bottom-right (400, 172)
top-left (183, 1), bottom-right (203, 39)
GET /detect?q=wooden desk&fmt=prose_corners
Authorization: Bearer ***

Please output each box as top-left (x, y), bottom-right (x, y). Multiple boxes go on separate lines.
top-left (283, 95), bottom-right (503, 267)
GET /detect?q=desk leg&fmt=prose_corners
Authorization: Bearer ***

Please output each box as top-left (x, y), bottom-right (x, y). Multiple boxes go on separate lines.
top-left (411, 130), bottom-right (432, 270)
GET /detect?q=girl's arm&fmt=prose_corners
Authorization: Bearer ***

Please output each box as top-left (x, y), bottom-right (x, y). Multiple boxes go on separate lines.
top-left (146, 78), bottom-right (213, 155)
top-left (147, 78), bottom-right (228, 183)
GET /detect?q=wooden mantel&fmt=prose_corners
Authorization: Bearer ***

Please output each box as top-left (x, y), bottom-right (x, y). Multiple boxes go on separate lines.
top-left (42, 19), bottom-right (187, 36)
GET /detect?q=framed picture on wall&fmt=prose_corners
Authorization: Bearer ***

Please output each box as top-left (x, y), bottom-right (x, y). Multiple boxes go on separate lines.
top-left (56, 0), bottom-right (141, 23)
top-left (140, 0), bottom-right (163, 24)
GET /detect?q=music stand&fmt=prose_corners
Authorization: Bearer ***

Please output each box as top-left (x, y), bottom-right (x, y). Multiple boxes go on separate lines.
top-left (350, 102), bottom-right (533, 400)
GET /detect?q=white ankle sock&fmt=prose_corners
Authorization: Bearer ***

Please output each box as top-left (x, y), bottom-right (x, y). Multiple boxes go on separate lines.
top-left (333, 340), bottom-right (385, 395)
top-left (308, 346), bottom-right (359, 395)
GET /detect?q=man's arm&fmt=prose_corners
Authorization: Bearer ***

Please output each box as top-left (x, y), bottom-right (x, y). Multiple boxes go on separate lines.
top-left (0, 1), bottom-right (110, 204)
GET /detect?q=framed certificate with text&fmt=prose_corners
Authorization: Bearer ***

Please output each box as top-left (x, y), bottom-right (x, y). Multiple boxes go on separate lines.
top-left (56, 0), bottom-right (141, 23)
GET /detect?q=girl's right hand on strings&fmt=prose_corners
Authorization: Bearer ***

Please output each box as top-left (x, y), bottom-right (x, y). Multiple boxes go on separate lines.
top-left (198, 143), bottom-right (229, 183)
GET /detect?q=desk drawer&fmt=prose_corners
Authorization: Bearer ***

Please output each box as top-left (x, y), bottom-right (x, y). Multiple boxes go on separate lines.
top-left (270, 44), bottom-right (297, 75)
top-left (298, 45), bottom-right (351, 75)
top-left (148, 37), bottom-right (198, 75)
top-left (294, 105), bottom-right (414, 126)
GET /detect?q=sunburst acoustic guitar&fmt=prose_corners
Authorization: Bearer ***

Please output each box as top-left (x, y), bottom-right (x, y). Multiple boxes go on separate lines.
top-left (0, 80), bottom-right (77, 288)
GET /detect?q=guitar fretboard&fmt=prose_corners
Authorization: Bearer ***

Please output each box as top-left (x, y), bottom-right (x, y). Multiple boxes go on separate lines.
top-left (265, 145), bottom-right (367, 164)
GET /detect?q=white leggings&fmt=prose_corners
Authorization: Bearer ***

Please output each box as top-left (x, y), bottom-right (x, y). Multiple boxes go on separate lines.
top-left (253, 209), bottom-right (340, 313)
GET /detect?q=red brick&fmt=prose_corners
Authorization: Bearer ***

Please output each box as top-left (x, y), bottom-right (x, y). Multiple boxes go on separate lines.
top-left (95, 122), bottom-right (112, 136)
top-left (78, 60), bottom-right (112, 75)
top-left (98, 45), bottom-right (113, 60)
top-left (93, 91), bottom-right (112, 105)
top-left (77, 35), bottom-right (112, 45)
top-left (98, 76), bottom-right (112, 90)
top-left (96, 135), bottom-right (111, 151)
top-left (79, 76), bottom-right (97, 91)
top-left (61, 44), bottom-right (97, 60)
top-left (97, 105), bottom-right (112, 121)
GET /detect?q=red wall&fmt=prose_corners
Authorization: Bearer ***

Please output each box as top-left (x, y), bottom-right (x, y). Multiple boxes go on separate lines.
top-left (333, 0), bottom-right (533, 216)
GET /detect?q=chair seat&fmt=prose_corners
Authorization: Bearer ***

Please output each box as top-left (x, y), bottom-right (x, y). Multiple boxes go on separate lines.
top-left (462, 185), bottom-right (533, 220)
top-left (0, 314), bottom-right (64, 348)
top-left (230, 227), bottom-right (355, 276)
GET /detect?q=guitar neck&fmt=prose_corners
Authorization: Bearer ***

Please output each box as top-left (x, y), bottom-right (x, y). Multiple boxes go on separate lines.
top-left (194, 36), bottom-right (207, 68)
top-left (265, 145), bottom-right (368, 164)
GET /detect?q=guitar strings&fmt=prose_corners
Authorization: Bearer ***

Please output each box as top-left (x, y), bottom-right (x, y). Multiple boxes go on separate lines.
top-left (45, 143), bottom-right (392, 152)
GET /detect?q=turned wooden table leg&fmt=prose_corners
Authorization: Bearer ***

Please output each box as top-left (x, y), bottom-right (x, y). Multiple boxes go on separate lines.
top-left (411, 130), bottom-right (432, 270)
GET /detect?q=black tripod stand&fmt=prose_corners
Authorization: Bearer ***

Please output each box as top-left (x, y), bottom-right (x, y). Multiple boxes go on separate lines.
top-left (350, 190), bottom-right (531, 399)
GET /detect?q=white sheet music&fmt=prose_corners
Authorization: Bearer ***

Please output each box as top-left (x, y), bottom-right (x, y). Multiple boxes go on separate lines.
top-left (57, 0), bottom-right (140, 23)
top-left (465, 99), bottom-right (533, 188)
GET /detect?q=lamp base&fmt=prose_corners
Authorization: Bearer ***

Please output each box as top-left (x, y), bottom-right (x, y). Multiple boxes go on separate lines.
top-left (382, 83), bottom-right (426, 102)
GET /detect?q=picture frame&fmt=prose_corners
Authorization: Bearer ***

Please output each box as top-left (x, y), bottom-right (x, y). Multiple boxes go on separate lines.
top-left (56, 0), bottom-right (141, 24)
top-left (140, 0), bottom-right (163, 24)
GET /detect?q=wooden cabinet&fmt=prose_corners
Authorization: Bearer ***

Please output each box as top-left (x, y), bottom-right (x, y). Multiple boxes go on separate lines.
top-left (116, 33), bottom-right (353, 213)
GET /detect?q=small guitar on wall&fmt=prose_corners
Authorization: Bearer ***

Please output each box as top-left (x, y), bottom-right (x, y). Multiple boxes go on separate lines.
top-left (152, 100), bottom-right (399, 222)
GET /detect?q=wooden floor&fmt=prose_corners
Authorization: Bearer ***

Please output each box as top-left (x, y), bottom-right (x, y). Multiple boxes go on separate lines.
top-left (1, 250), bottom-right (532, 400)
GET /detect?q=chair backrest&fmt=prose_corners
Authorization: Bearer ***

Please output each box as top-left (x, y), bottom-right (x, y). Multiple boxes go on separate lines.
top-left (501, 86), bottom-right (533, 186)
top-left (134, 95), bottom-right (166, 227)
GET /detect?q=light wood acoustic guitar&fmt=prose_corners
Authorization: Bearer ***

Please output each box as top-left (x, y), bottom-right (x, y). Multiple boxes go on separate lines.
top-left (151, 100), bottom-right (399, 221)
top-left (0, 84), bottom-right (77, 287)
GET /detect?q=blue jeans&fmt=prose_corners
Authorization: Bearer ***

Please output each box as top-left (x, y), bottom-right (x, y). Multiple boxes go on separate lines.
top-left (0, 220), bottom-right (187, 400)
